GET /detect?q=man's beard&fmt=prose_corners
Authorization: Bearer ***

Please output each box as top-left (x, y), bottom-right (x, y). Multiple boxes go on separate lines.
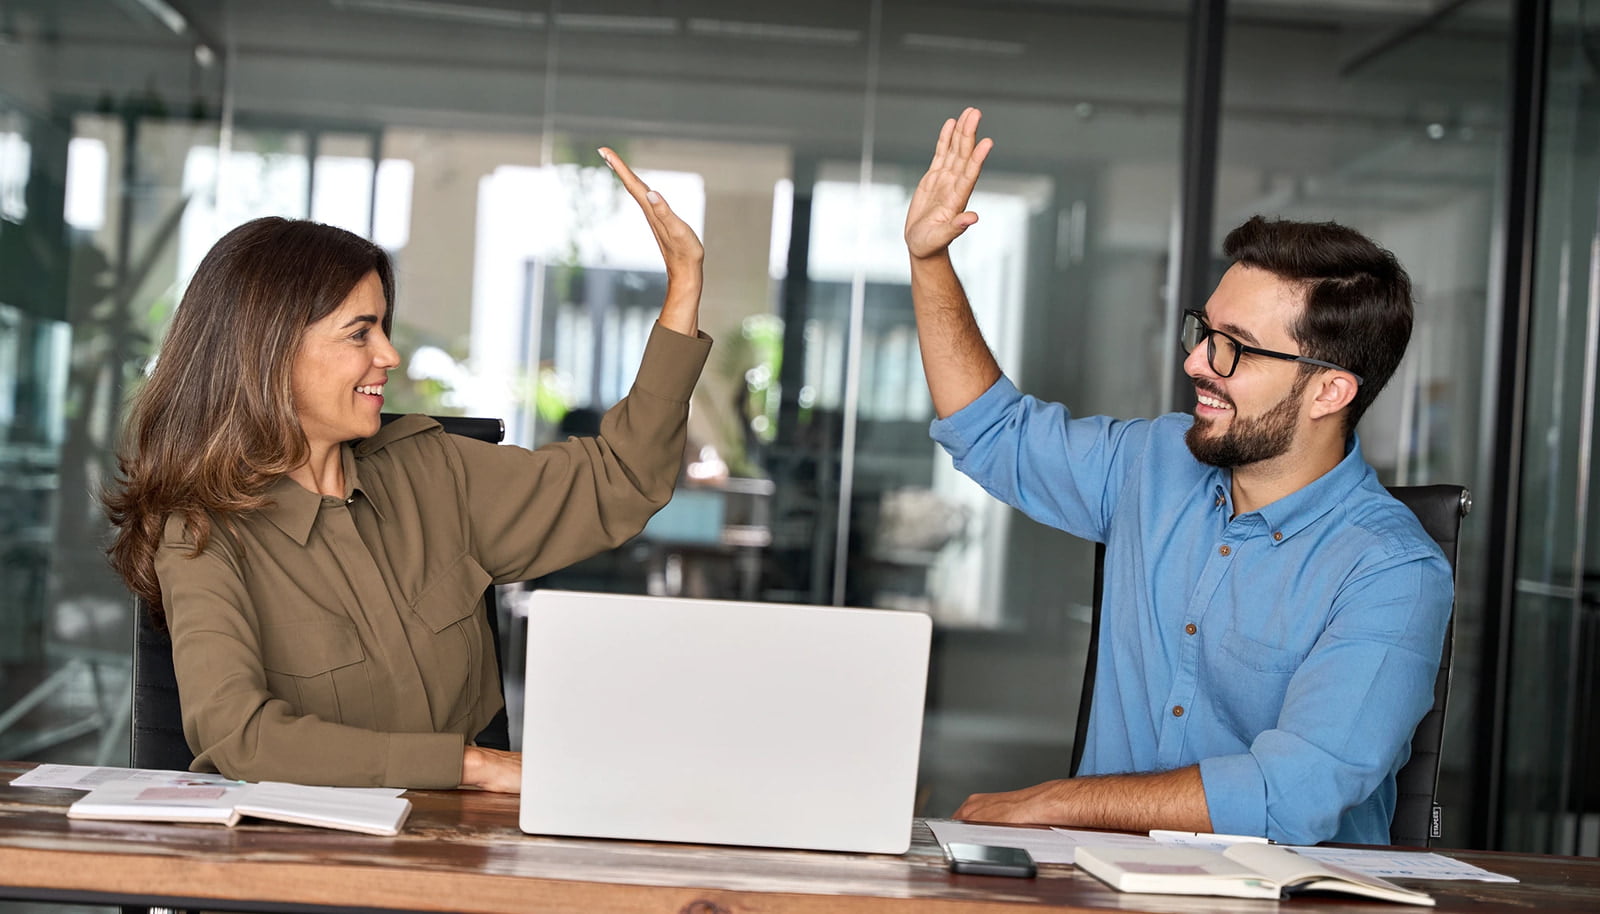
top-left (1185, 373), bottom-right (1308, 468)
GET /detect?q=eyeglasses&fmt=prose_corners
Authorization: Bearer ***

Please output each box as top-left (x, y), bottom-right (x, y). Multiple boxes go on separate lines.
top-left (1180, 310), bottom-right (1364, 386)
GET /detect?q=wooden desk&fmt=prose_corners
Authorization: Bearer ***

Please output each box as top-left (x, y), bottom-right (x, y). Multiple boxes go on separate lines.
top-left (2, 761), bottom-right (1597, 913)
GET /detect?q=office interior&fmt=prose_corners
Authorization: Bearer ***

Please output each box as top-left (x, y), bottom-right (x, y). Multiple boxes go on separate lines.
top-left (0, 0), bottom-right (1592, 868)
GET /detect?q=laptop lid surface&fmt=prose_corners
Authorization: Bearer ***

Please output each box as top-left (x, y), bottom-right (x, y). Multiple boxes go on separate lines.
top-left (517, 590), bottom-right (931, 854)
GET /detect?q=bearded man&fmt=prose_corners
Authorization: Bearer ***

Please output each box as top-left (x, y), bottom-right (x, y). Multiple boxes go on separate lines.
top-left (905, 108), bottom-right (1451, 846)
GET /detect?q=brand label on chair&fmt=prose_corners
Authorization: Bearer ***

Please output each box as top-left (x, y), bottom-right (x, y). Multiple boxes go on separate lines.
top-left (1430, 804), bottom-right (1443, 839)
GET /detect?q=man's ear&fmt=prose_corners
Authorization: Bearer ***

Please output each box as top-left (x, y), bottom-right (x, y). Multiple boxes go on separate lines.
top-left (1306, 371), bottom-right (1358, 421)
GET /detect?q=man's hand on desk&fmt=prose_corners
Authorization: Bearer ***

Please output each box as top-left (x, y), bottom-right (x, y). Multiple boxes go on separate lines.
top-left (953, 767), bottom-right (1214, 833)
top-left (954, 779), bottom-right (1075, 825)
top-left (462, 747), bottom-right (522, 793)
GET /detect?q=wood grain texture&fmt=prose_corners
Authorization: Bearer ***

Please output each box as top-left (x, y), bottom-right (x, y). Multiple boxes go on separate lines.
top-left (2, 761), bottom-right (1598, 913)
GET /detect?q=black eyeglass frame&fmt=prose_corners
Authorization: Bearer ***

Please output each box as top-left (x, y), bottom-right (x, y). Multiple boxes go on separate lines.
top-left (1180, 309), bottom-right (1364, 386)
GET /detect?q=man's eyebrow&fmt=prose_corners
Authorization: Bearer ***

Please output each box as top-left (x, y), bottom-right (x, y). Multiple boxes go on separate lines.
top-left (338, 314), bottom-right (380, 329)
top-left (1217, 320), bottom-right (1260, 346)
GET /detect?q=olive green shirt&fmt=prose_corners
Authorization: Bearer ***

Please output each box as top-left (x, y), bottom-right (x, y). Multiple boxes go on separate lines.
top-left (157, 323), bottom-right (710, 788)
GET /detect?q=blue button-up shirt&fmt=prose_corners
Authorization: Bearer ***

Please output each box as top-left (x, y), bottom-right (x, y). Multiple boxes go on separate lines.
top-left (930, 377), bottom-right (1452, 845)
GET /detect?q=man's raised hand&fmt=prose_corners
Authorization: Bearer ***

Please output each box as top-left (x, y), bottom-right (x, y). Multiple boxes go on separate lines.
top-left (904, 107), bottom-right (994, 260)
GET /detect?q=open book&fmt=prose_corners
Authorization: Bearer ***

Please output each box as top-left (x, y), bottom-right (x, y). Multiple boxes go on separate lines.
top-left (66, 780), bottom-right (411, 836)
top-left (1076, 842), bottom-right (1435, 906)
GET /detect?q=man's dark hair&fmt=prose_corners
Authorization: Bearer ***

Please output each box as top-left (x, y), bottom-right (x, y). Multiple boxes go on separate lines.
top-left (1222, 215), bottom-right (1413, 433)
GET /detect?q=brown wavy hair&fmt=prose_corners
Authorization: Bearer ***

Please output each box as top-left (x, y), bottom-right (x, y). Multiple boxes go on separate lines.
top-left (104, 217), bottom-right (394, 623)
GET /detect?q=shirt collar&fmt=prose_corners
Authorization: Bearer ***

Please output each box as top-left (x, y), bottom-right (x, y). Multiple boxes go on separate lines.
top-left (1212, 433), bottom-right (1373, 546)
top-left (258, 444), bottom-right (376, 545)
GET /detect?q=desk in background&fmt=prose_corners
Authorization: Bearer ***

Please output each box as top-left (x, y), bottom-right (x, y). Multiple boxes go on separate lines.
top-left (2, 761), bottom-right (1598, 913)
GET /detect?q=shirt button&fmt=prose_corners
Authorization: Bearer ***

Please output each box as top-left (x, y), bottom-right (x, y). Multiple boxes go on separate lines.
top-left (1219, 544), bottom-right (1231, 556)
top-left (1185, 623), bottom-right (1197, 635)
top-left (1214, 495), bottom-right (1224, 507)
top-left (345, 497), bottom-right (354, 505)
top-left (1172, 705), bottom-right (1185, 717)
top-left (1273, 531), bottom-right (1283, 542)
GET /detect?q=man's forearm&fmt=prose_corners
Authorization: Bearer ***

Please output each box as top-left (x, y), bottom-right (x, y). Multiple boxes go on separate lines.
top-left (1056, 766), bottom-right (1214, 832)
top-left (909, 251), bottom-right (1002, 418)
top-left (954, 766), bottom-right (1215, 833)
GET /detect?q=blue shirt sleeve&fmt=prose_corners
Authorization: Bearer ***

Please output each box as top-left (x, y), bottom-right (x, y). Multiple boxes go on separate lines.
top-left (1199, 547), bottom-right (1453, 845)
top-left (929, 375), bottom-right (1150, 543)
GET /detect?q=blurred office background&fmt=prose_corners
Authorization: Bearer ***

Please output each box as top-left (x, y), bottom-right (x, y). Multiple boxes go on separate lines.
top-left (0, 0), bottom-right (1593, 860)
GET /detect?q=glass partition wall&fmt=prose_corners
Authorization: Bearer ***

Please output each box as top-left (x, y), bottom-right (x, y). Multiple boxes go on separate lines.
top-left (1, 0), bottom-right (1576, 857)
top-left (1502, 0), bottom-right (1600, 856)
top-left (0, 0), bottom-right (226, 772)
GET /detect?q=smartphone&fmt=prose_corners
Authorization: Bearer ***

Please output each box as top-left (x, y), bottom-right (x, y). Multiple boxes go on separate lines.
top-left (946, 842), bottom-right (1038, 878)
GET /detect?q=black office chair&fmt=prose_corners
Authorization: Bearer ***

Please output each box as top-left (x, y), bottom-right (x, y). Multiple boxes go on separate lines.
top-left (1069, 484), bottom-right (1471, 848)
top-left (131, 414), bottom-right (511, 771)
top-left (1385, 484), bottom-right (1470, 847)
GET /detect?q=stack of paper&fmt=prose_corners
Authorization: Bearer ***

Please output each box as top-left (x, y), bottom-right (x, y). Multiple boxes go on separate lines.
top-left (11, 764), bottom-right (410, 836)
top-left (65, 780), bottom-right (412, 836)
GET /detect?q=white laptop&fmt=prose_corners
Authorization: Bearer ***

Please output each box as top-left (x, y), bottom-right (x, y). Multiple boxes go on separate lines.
top-left (517, 590), bottom-right (932, 854)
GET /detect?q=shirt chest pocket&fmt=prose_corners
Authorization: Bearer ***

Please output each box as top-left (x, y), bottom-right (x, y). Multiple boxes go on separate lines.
top-left (1219, 627), bottom-right (1312, 673)
top-left (261, 620), bottom-right (375, 725)
top-left (408, 555), bottom-right (493, 726)
top-left (1209, 627), bottom-right (1313, 737)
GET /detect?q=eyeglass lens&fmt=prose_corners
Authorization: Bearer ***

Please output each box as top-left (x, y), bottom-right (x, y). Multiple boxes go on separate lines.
top-left (1181, 312), bottom-right (1237, 377)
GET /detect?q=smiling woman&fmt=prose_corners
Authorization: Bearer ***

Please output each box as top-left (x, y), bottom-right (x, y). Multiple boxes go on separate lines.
top-left (290, 270), bottom-right (403, 496)
top-left (100, 149), bottom-right (711, 793)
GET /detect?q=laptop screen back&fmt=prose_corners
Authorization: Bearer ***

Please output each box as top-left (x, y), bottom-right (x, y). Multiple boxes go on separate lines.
top-left (517, 590), bottom-right (931, 854)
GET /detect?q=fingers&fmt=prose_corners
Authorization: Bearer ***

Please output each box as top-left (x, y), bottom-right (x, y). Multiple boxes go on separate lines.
top-left (930, 116), bottom-right (956, 168)
top-left (598, 146), bottom-right (643, 197)
top-left (926, 108), bottom-right (990, 188)
top-left (929, 107), bottom-right (985, 170)
top-left (600, 147), bottom-right (693, 227)
top-left (599, 146), bottom-right (663, 216)
top-left (967, 136), bottom-right (994, 180)
top-left (462, 746), bottom-right (523, 793)
top-left (951, 107), bottom-right (983, 161)
top-left (597, 146), bottom-right (704, 278)
top-left (956, 106), bottom-right (981, 144)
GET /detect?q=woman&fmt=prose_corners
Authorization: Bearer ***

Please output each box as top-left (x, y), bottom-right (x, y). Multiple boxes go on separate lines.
top-left (105, 149), bottom-right (709, 792)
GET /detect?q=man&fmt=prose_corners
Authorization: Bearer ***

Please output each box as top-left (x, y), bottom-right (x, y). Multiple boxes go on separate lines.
top-left (905, 108), bottom-right (1452, 846)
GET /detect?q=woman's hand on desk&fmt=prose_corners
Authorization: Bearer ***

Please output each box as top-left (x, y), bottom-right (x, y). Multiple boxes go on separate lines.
top-left (462, 746), bottom-right (522, 793)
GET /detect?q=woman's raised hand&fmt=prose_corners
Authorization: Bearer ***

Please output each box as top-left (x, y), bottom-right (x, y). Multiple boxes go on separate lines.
top-left (601, 146), bottom-right (704, 336)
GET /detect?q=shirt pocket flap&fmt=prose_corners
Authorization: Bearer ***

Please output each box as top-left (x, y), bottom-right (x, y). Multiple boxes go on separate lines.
top-left (1220, 627), bottom-right (1311, 674)
top-left (260, 621), bottom-right (364, 677)
top-left (412, 555), bottom-right (493, 634)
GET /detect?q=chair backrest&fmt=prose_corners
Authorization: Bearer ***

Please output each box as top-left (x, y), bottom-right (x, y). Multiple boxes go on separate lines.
top-left (1385, 484), bottom-right (1469, 846)
top-left (379, 413), bottom-right (505, 444)
top-left (1070, 484), bottom-right (1470, 847)
top-left (130, 600), bottom-right (194, 770)
top-left (130, 414), bottom-right (511, 770)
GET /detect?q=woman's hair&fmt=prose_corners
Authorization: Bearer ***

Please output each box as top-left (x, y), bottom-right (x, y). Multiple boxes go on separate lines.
top-left (104, 217), bottom-right (394, 622)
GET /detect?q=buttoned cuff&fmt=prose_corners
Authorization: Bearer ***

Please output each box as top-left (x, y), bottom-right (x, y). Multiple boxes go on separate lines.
top-left (384, 731), bottom-right (468, 789)
top-left (928, 375), bottom-right (1020, 457)
top-left (1199, 753), bottom-right (1268, 838)
top-left (632, 323), bottom-right (713, 404)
